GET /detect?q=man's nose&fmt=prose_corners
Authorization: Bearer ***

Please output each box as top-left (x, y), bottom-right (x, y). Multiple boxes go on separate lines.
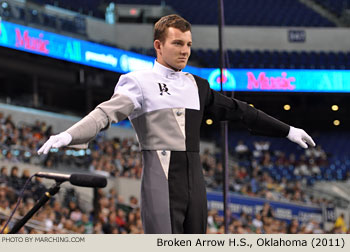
top-left (181, 46), bottom-right (190, 55)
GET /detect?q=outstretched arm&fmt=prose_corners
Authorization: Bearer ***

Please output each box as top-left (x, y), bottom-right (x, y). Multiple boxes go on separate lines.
top-left (198, 76), bottom-right (316, 149)
top-left (37, 74), bottom-right (142, 154)
top-left (37, 93), bottom-right (133, 154)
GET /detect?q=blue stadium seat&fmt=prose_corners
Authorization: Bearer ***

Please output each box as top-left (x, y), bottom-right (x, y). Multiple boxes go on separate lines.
top-left (315, 0), bottom-right (350, 17)
top-left (32, 0), bottom-right (336, 27)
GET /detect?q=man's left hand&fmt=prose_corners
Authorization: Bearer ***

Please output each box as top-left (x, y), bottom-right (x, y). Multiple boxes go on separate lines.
top-left (287, 126), bottom-right (316, 149)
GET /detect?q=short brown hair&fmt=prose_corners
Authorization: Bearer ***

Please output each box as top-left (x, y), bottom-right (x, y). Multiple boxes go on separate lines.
top-left (154, 14), bottom-right (191, 43)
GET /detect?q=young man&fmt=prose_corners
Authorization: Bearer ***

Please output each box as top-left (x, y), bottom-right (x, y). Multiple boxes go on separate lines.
top-left (38, 14), bottom-right (315, 234)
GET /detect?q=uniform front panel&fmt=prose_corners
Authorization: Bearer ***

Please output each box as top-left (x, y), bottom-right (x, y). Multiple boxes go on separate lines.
top-left (131, 108), bottom-right (186, 151)
top-left (183, 152), bottom-right (207, 233)
top-left (141, 72), bottom-right (200, 114)
top-left (167, 151), bottom-right (189, 234)
top-left (167, 151), bottom-right (207, 234)
top-left (185, 108), bottom-right (204, 151)
top-left (125, 69), bottom-right (200, 120)
top-left (141, 150), bottom-right (172, 234)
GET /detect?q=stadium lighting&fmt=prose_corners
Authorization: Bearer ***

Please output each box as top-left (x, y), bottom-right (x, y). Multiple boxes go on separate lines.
top-left (206, 119), bottom-right (213, 125)
top-left (249, 104), bottom-right (254, 107)
top-left (331, 105), bottom-right (339, 111)
top-left (1, 1), bottom-right (8, 9)
top-left (333, 120), bottom-right (340, 126)
top-left (129, 8), bottom-right (138, 15)
top-left (283, 104), bottom-right (291, 111)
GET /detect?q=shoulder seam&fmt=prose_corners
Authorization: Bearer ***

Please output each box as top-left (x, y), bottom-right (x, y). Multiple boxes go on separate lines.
top-left (127, 73), bottom-right (145, 106)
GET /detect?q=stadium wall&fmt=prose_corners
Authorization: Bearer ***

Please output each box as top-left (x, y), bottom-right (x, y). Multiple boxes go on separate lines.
top-left (0, 103), bottom-right (136, 140)
top-left (86, 18), bottom-right (350, 52)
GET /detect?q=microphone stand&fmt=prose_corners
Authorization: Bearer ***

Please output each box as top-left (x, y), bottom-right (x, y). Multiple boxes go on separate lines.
top-left (9, 182), bottom-right (62, 234)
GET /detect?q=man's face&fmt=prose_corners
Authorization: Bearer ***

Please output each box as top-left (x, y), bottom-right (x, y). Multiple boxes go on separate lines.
top-left (155, 27), bottom-right (192, 71)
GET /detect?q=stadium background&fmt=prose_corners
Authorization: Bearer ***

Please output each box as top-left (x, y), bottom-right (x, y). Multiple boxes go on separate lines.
top-left (1, 0), bottom-right (350, 234)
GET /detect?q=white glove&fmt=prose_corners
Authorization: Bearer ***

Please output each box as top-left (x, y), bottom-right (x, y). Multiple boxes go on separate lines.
top-left (287, 126), bottom-right (316, 149)
top-left (37, 132), bottom-right (72, 155)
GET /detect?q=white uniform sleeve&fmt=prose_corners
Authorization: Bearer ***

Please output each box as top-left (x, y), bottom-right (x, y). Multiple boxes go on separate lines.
top-left (114, 74), bottom-right (143, 112)
top-left (65, 74), bottom-right (143, 148)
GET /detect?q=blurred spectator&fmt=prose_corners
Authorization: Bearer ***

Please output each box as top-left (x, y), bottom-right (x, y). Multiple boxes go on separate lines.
top-left (0, 219), bottom-right (10, 234)
top-left (129, 196), bottom-right (138, 209)
top-left (235, 140), bottom-right (250, 160)
top-left (8, 166), bottom-right (21, 192)
top-left (294, 155), bottom-right (310, 176)
top-left (252, 213), bottom-right (263, 230)
top-left (253, 141), bottom-right (270, 158)
top-left (334, 213), bottom-right (347, 233)
top-left (260, 202), bottom-right (274, 219)
top-left (309, 159), bottom-right (321, 176)
top-left (305, 145), bottom-right (326, 159)
top-left (0, 166), bottom-right (9, 185)
top-left (261, 151), bottom-right (273, 168)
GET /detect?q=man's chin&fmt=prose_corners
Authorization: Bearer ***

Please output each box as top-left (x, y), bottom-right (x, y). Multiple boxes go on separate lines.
top-left (175, 63), bottom-right (187, 70)
top-left (167, 62), bottom-right (187, 71)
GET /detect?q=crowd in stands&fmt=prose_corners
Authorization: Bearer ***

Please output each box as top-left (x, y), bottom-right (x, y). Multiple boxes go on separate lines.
top-left (0, 110), bottom-right (337, 204)
top-left (1, 167), bottom-right (349, 234)
top-left (200, 137), bottom-right (342, 208)
top-left (1, 168), bottom-right (143, 233)
top-left (207, 203), bottom-right (330, 234)
top-left (1, 110), bottom-right (350, 233)
top-left (1, 166), bottom-right (349, 234)
top-left (0, 111), bottom-right (142, 179)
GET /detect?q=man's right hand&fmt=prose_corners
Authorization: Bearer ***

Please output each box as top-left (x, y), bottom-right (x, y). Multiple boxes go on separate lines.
top-left (37, 132), bottom-right (72, 155)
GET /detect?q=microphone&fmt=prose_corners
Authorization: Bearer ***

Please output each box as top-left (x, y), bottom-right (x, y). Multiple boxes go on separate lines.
top-left (35, 172), bottom-right (107, 188)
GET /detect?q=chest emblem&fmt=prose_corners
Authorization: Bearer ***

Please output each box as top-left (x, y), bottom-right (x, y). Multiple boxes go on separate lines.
top-left (158, 83), bottom-right (171, 96)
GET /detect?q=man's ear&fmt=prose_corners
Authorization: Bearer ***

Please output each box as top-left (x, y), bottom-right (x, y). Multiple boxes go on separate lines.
top-left (154, 40), bottom-right (161, 54)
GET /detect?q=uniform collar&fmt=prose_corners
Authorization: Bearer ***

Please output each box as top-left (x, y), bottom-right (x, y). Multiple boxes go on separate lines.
top-left (153, 60), bottom-right (182, 79)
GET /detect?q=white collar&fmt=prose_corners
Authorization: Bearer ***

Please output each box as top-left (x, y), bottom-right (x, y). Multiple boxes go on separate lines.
top-left (153, 61), bottom-right (182, 79)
